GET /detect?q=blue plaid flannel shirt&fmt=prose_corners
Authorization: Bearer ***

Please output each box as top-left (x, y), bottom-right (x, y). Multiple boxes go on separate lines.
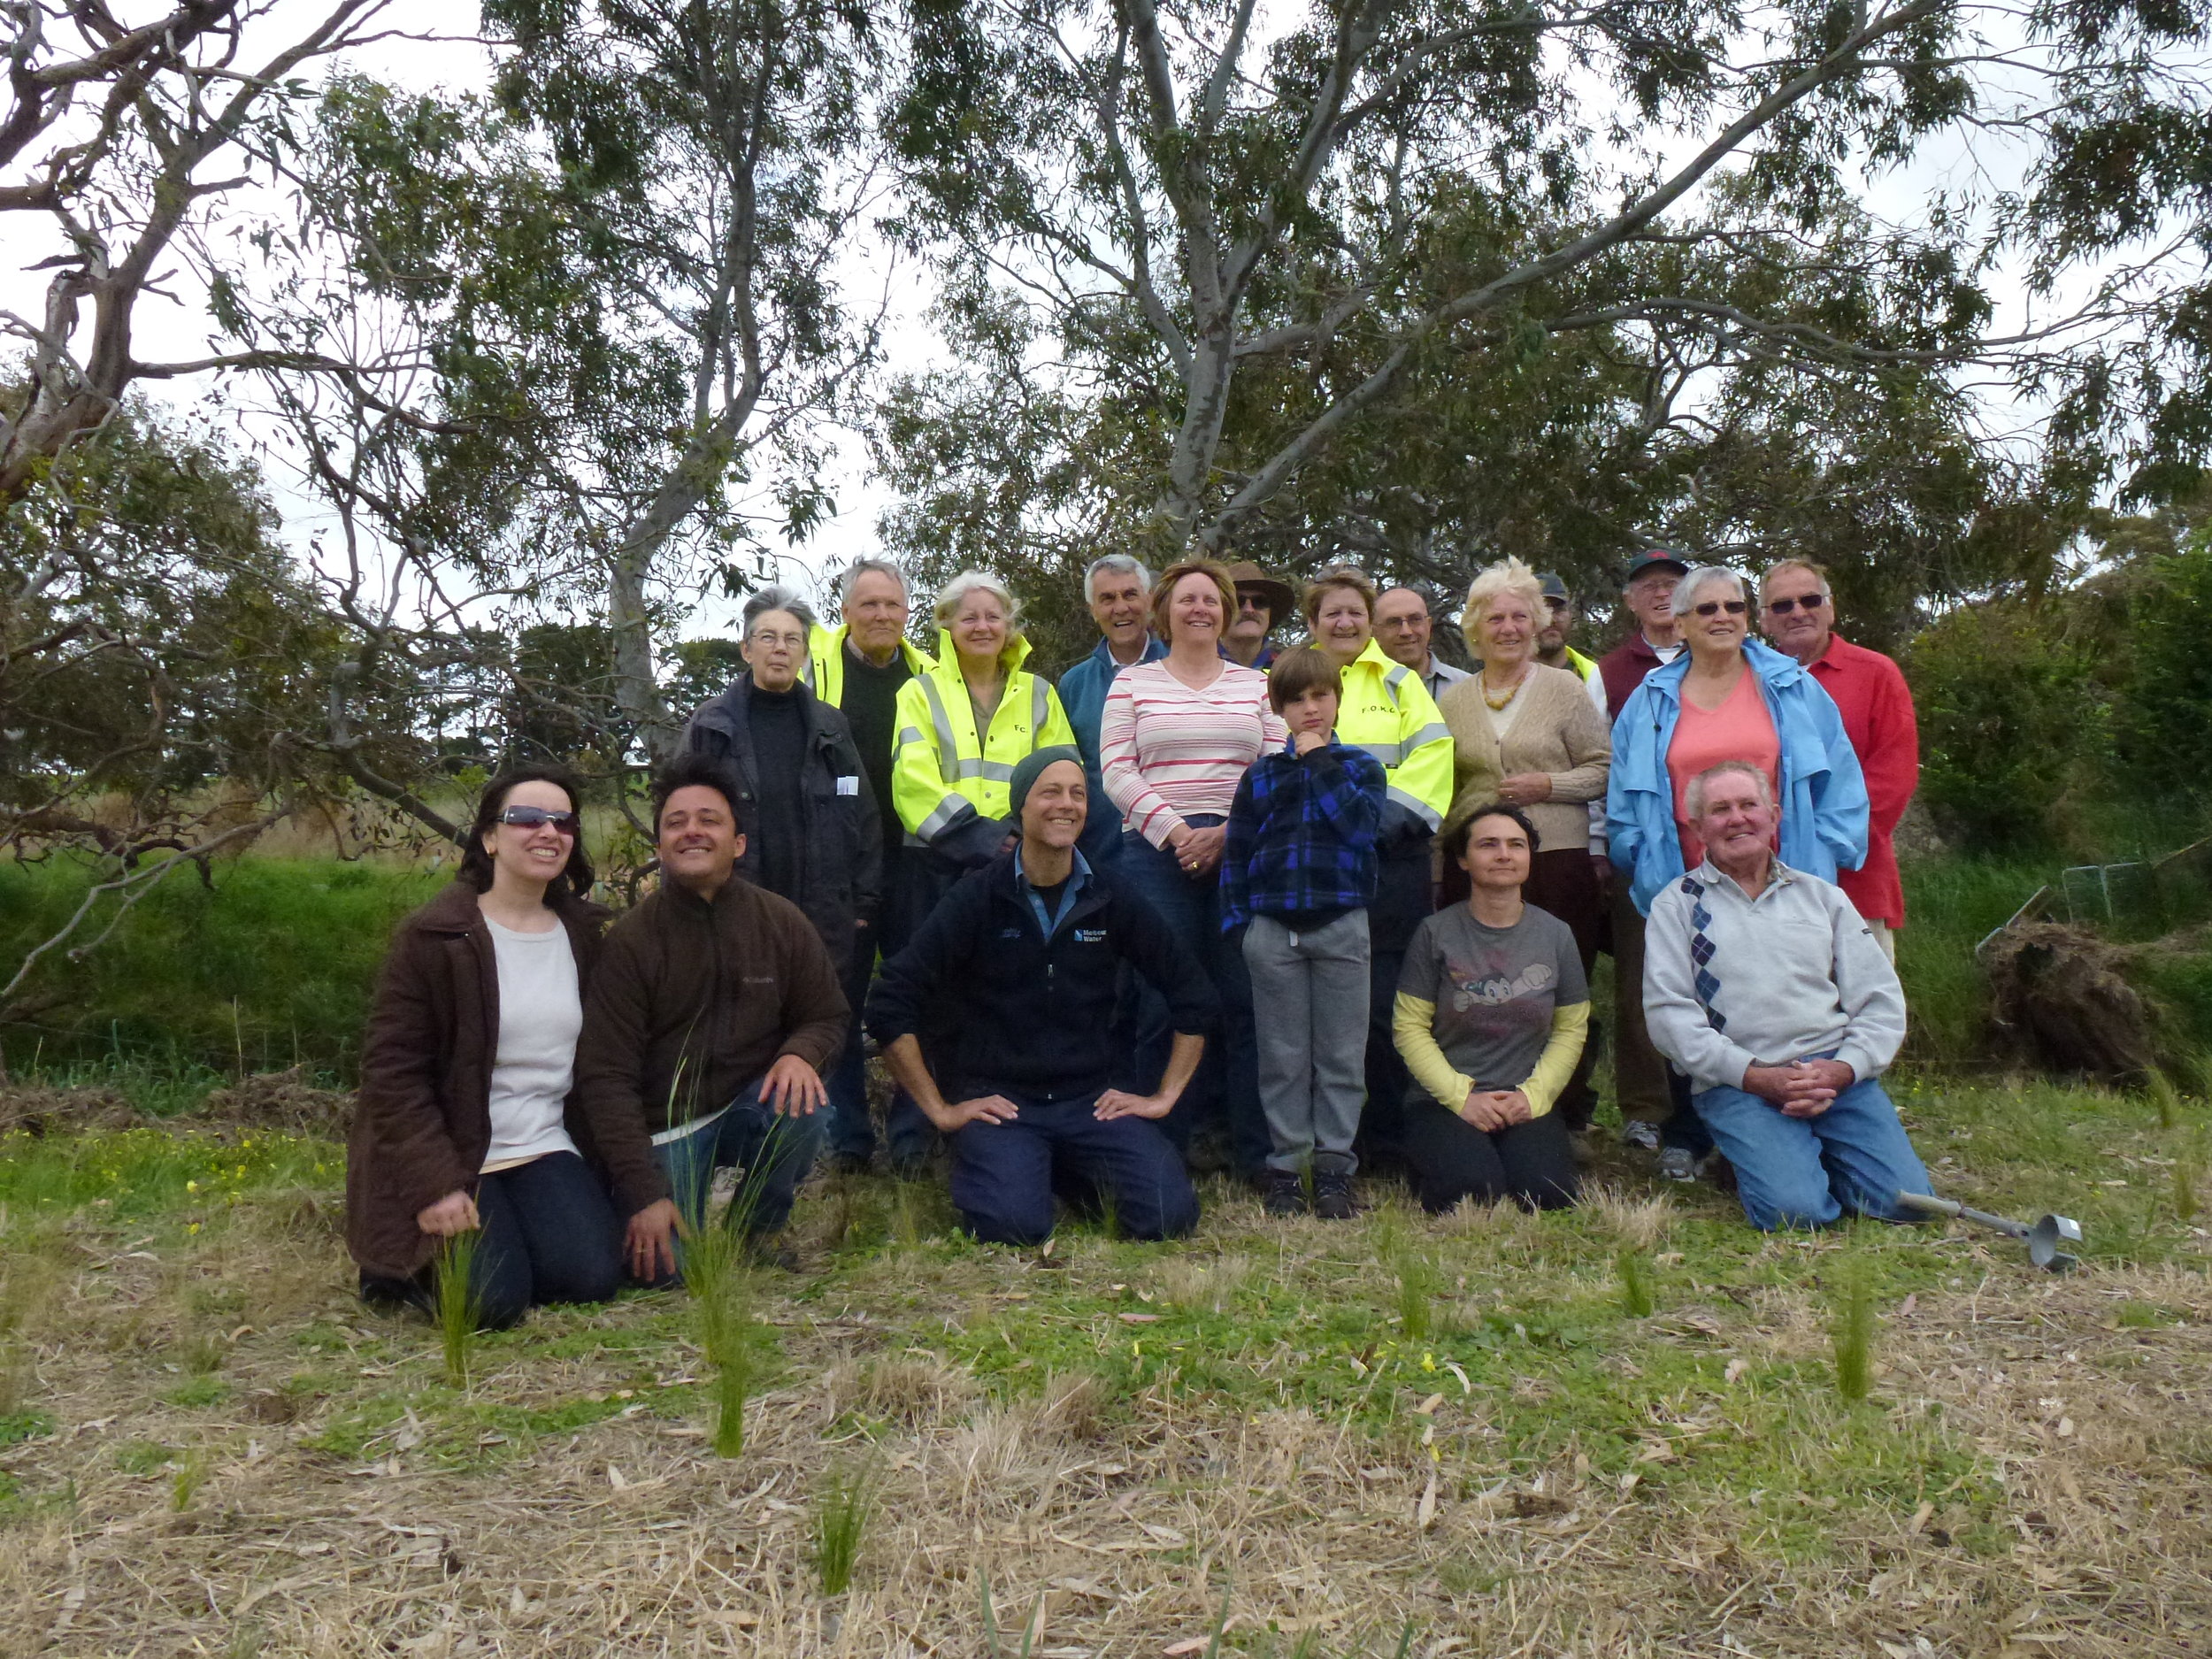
top-left (1220, 736), bottom-right (1386, 931)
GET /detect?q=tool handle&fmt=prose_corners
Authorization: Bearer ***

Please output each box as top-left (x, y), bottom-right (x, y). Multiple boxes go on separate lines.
top-left (1893, 1191), bottom-right (1960, 1219)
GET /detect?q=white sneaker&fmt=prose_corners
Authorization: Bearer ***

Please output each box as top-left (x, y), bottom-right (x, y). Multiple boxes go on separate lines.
top-left (1622, 1120), bottom-right (1662, 1152)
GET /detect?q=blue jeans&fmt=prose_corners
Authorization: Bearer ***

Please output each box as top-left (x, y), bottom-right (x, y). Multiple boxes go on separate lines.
top-left (1118, 820), bottom-right (1264, 1178)
top-left (1691, 1073), bottom-right (1932, 1231)
top-left (948, 1092), bottom-right (1200, 1246)
top-left (654, 1079), bottom-right (825, 1241)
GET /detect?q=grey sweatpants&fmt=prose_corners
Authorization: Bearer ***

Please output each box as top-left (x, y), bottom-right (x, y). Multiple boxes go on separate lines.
top-left (1242, 910), bottom-right (1371, 1174)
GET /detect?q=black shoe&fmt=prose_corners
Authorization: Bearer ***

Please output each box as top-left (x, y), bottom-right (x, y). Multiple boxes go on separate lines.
top-left (1262, 1169), bottom-right (1308, 1217)
top-left (828, 1151), bottom-right (872, 1176)
top-left (744, 1236), bottom-right (803, 1272)
top-left (1312, 1169), bottom-right (1358, 1220)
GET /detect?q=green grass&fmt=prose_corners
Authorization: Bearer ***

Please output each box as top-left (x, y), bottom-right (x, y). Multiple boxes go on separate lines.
top-left (0, 855), bottom-right (437, 1085)
top-left (0, 1125), bottom-right (334, 1221)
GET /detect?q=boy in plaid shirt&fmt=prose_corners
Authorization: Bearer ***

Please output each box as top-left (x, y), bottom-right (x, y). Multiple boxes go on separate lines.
top-left (1222, 647), bottom-right (1386, 1217)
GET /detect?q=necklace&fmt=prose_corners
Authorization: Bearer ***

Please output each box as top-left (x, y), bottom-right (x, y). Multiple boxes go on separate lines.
top-left (1481, 664), bottom-right (1528, 710)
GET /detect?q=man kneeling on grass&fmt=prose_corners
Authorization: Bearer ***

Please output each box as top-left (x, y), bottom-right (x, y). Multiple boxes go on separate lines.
top-left (576, 754), bottom-right (850, 1278)
top-left (866, 749), bottom-right (1216, 1245)
top-left (1643, 759), bottom-right (1934, 1231)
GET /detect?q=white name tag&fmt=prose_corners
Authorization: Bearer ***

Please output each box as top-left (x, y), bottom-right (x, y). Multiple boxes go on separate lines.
top-left (835, 776), bottom-right (859, 796)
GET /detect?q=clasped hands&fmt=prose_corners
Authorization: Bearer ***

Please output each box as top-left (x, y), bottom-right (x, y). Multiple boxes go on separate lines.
top-left (1165, 821), bottom-right (1225, 878)
top-left (1743, 1057), bottom-right (1854, 1118)
top-left (1458, 1087), bottom-right (1533, 1133)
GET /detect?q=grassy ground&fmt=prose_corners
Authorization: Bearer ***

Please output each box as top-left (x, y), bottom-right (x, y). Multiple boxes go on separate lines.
top-left (1, 1076), bottom-right (2206, 1655)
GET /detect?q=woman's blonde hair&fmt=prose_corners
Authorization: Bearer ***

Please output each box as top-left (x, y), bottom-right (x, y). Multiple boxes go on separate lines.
top-left (1459, 557), bottom-right (1545, 649)
top-left (932, 569), bottom-right (1024, 633)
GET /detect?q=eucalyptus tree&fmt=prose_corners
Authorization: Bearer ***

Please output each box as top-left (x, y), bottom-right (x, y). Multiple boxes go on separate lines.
top-left (0, 0), bottom-right (411, 503)
top-left (885, 0), bottom-right (2212, 573)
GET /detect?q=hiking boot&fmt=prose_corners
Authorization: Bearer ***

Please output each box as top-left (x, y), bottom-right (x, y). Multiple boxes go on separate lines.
top-left (1621, 1119), bottom-right (1662, 1152)
top-left (1312, 1169), bottom-right (1358, 1220)
top-left (1262, 1169), bottom-right (1309, 1217)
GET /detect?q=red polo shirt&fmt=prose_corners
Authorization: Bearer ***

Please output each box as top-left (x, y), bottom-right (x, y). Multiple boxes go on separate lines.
top-left (1807, 634), bottom-right (1918, 927)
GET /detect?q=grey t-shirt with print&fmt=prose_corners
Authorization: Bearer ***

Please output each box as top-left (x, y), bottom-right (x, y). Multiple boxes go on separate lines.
top-left (1396, 904), bottom-right (1588, 1092)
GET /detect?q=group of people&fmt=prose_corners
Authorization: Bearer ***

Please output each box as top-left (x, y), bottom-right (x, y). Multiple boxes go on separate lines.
top-left (345, 548), bottom-right (1937, 1330)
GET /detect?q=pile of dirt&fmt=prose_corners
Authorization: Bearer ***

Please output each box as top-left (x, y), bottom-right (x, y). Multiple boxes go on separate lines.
top-left (1983, 920), bottom-right (2162, 1084)
top-left (0, 1084), bottom-right (142, 1136)
top-left (195, 1066), bottom-right (353, 1137)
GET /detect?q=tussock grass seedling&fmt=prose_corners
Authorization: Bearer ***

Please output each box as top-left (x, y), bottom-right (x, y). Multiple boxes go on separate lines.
top-left (1395, 1251), bottom-right (1438, 1341)
top-left (2174, 1133), bottom-right (2201, 1222)
top-left (2147, 1066), bottom-right (2184, 1130)
top-left (1830, 1254), bottom-right (1876, 1403)
top-left (1616, 1246), bottom-right (1654, 1317)
top-left (685, 1216), bottom-right (754, 1458)
top-left (434, 1230), bottom-right (482, 1386)
top-left (170, 1448), bottom-right (208, 1511)
top-left (810, 1460), bottom-right (876, 1596)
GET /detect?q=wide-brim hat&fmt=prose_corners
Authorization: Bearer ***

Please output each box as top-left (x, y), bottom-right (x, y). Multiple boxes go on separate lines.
top-left (1219, 560), bottom-right (1296, 618)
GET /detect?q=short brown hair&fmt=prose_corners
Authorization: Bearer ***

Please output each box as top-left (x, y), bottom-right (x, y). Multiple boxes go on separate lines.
top-left (1149, 559), bottom-right (1240, 638)
top-left (1301, 566), bottom-right (1377, 626)
top-left (1266, 645), bottom-right (1342, 713)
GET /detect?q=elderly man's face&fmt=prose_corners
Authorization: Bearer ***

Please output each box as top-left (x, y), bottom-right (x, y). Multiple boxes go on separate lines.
top-left (1624, 568), bottom-right (1680, 632)
top-left (1694, 773), bottom-right (1777, 873)
top-left (1760, 568), bottom-right (1833, 663)
top-left (1227, 586), bottom-right (1273, 652)
top-left (845, 569), bottom-right (910, 657)
top-left (1373, 588), bottom-right (1433, 670)
top-left (1020, 761), bottom-right (1088, 850)
top-left (1088, 566), bottom-right (1150, 653)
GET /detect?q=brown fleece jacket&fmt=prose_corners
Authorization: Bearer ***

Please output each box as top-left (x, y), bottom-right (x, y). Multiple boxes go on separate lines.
top-left (573, 875), bottom-right (849, 1216)
top-left (346, 879), bottom-right (612, 1281)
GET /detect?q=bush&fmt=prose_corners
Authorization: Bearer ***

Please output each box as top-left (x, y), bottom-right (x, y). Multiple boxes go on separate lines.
top-left (2118, 530), bottom-right (2212, 794)
top-left (1906, 599), bottom-right (2108, 852)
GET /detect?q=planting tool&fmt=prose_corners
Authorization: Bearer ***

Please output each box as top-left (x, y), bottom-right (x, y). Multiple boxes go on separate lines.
top-left (1894, 1191), bottom-right (2084, 1271)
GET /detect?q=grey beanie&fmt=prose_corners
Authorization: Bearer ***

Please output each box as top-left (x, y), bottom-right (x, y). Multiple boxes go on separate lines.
top-left (1008, 745), bottom-right (1084, 821)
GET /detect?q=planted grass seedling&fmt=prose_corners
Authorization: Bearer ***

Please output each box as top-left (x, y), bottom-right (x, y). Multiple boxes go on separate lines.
top-left (811, 1459), bottom-right (876, 1597)
top-left (1830, 1254), bottom-right (1875, 1404)
top-left (1616, 1246), bottom-right (1655, 1318)
top-left (2174, 1133), bottom-right (2202, 1223)
top-left (682, 1110), bottom-right (802, 1459)
top-left (170, 1448), bottom-right (208, 1512)
top-left (434, 1231), bottom-right (482, 1387)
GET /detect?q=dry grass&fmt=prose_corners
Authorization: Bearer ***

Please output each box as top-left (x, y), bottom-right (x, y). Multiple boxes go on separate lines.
top-left (3, 1088), bottom-right (2210, 1657)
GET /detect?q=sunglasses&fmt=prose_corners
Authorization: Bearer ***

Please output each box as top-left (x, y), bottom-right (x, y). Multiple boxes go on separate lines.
top-left (1766, 595), bottom-right (1826, 614)
top-left (497, 805), bottom-right (580, 833)
top-left (1692, 600), bottom-right (1748, 618)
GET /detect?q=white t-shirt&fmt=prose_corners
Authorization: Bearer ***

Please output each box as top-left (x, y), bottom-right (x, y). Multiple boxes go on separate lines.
top-left (481, 916), bottom-right (582, 1171)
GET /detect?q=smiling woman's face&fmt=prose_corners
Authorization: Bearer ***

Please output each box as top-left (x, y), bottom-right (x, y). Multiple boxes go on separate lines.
top-left (482, 778), bottom-right (576, 889)
top-left (949, 589), bottom-right (1010, 665)
top-left (1310, 587), bottom-right (1372, 665)
top-left (1681, 577), bottom-right (1748, 662)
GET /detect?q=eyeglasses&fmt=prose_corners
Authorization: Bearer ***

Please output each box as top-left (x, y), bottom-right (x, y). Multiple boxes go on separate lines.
top-left (1766, 595), bottom-right (1825, 614)
top-left (1693, 600), bottom-right (1748, 618)
top-left (497, 805), bottom-right (580, 833)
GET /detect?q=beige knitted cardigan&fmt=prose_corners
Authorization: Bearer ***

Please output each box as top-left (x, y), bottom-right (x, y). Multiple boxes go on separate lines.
top-left (1436, 663), bottom-right (1612, 850)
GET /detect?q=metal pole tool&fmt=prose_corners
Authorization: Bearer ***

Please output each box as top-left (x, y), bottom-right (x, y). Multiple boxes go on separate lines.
top-left (1894, 1191), bottom-right (2084, 1271)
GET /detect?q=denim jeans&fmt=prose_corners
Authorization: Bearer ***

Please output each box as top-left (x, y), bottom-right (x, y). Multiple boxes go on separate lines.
top-left (1691, 1072), bottom-right (1932, 1231)
top-left (357, 1150), bottom-right (623, 1332)
top-left (826, 926), bottom-right (935, 1169)
top-left (948, 1092), bottom-right (1200, 1246)
top-left (1118, 818), bottom-right (1264, 1178)
top-left (654, 1077), bottom-right (825, 1241)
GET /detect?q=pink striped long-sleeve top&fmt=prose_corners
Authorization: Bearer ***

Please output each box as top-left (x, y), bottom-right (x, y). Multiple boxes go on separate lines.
top-left (1100, 660), bottom-right (1287, 848)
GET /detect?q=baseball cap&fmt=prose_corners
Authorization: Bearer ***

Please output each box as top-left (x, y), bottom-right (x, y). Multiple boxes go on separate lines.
top-left (1624, 548), bottom-right (1691, 581)
top-left (1536, 572), bottom-right (1571, 602)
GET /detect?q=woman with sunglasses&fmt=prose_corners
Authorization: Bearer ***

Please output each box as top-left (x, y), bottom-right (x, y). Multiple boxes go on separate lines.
top-left (347, 766), bottom-right (625, 1329)
top-left (1605, 563), bottom-right (1868, 925)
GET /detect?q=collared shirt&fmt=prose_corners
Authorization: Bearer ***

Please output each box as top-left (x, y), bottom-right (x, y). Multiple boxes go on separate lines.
top-left (1220, 735), bottom-right (1386, 930)
top-left (1805, 634), bottom-right (1918, 928)
top-left (1013, 846), bottom-right (1092, 939)
top-left (1419, 655), bottom-right (1471, 705)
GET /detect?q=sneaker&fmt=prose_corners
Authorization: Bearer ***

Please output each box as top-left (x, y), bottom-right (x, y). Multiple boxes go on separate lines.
top-left (1657, 1145), bottom-right (1699, 1184)
top-left (1262, 1169), bottom-right (1308, 1217)
top-left (1312, 1169), bottom-right (1358, 1220)
top-left (1622, 1119), bottom-right (1662, 1153)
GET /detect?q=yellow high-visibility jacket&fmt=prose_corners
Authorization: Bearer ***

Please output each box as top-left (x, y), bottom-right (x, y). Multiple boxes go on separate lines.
top-left (803, 623), bottom-right (935, 708)
top-left (1335, 639), bottom-right (1453, 843)
top-left (891, 632), bottom-right (1078, 864)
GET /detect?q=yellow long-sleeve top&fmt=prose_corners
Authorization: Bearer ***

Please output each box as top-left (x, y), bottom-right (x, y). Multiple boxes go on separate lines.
top-left (1393, 995), bottom-right (1589, 1118)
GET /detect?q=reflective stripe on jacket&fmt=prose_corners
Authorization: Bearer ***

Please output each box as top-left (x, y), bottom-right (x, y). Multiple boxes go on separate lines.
top-left (890, 631), bottom-right (1078, 865)
top-left (803, 623), bottom-right (934, 708)
top-left (1604, 637), bottom-right (1870, 917)
top-left (1333, 639), bottom-right (1453, 845)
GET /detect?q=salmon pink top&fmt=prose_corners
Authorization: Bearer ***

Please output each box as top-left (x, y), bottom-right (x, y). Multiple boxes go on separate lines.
top-left (1667, 667), bottom-right (1780, 869)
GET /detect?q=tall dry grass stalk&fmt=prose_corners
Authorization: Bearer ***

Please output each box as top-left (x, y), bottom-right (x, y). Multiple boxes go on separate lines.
top-left (1831, 1254), bottom-right (1875, 1403)
top-left (434, 1231), bottom-right (481, 1386)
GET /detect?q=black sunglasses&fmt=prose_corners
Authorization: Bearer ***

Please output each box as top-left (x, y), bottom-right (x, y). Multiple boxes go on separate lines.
top-left (1693, 599), bottom-right (1748, 618)
top-left (1766, 595), bottom-right (1826, 614)
top-left (497, 805), bottom-right (580, 833)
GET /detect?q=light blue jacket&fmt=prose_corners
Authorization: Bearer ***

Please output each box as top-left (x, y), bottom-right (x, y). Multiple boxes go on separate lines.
top-left (1606, 638), bottom-right (1869, 916)
top-left (1059, 634), bottom-right (1166, 867)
